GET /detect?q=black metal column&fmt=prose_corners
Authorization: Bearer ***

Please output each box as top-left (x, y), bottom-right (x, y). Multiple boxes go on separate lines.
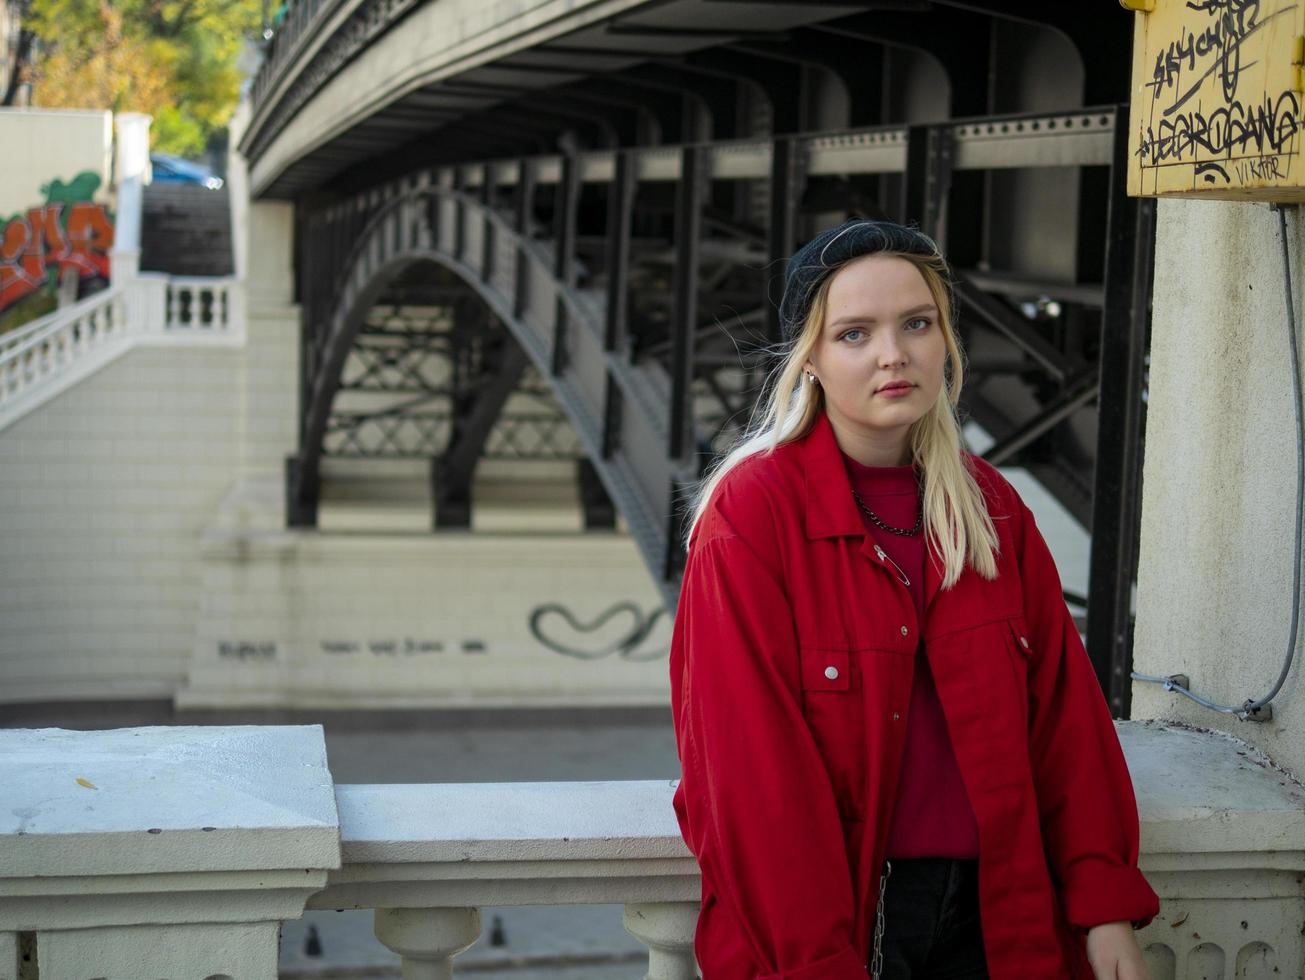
top-left (288, 203), bottom-right (321, 528)
top-left (767, 136), bottom-right (801, 347)
top-left (1086, 106), bottom-right (1156, 719)
top-left (902, 124), bottom-right (954, 244)
top-left (669, 144), bottom-right (705, 461)
top-left (481, 163), bottom-right (496, 284)
top-left (578, 458), bottom-right (617, 529)
top-left (515, 158), bottom-right (534, 320)
top-left (553, 153), bottom-right (579, 375)
top-left (665, 145), bottom-right (706, 584)
top-left (603, 149), bottom-right (636, 460)
top-left (453, 168), bottom-right (467, 263)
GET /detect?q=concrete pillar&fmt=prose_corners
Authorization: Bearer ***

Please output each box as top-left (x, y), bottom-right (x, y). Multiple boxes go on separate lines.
top-left (374, 907), bottom-right (481, 980)
top-left (623, 902), bottom-right (699, 980)
top-left (110, 112), bottom-right (151, 285)
top-left (1131, 200), bottom-right (1305, 772)
top-left (247, 199), bottom-right (296, 308)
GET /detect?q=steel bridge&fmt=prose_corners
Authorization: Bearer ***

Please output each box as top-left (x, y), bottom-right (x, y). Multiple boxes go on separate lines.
top-left (239, 0), bottom-right (1152, 716)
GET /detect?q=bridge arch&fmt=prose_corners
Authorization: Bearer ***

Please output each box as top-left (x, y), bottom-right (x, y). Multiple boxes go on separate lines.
top-left (287, 182), bottom-right (686, 606)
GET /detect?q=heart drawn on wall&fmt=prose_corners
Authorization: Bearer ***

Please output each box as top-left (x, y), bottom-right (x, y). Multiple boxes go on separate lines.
top-left (528, 601), bottom-right (668, 661)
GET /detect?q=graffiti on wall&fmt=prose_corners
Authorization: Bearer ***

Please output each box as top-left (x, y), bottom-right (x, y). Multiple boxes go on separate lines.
top-left (1129, 0), bottom-right (1304, 196)
top-left (1, 171), bottom-right (114, 318)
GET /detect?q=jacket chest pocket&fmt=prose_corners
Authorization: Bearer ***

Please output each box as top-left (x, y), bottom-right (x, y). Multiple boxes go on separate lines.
top-left (798, 646), bottom-right (866, 821)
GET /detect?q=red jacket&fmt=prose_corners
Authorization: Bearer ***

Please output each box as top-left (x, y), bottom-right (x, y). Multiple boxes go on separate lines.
top-left (669, 410), bottom-right (1159, 979)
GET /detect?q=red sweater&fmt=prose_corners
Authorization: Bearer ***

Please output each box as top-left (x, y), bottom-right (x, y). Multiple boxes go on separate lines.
top-left (842, 455), bottom-right (979, 859)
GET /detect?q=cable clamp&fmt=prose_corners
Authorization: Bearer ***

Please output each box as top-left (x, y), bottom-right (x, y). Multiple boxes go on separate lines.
top-left (1161, 674), bottom-right (1189, 692)
top-left (1238, 700), bottom-right (1275, 723)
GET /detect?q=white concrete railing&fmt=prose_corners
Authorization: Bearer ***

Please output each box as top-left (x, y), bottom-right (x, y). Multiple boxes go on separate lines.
top-left (2, 722), bottom-right (1303, 980)
top-left (318, 780), bottom-right (701, 979)
top-left (0, 273), bottom-right (245, 432)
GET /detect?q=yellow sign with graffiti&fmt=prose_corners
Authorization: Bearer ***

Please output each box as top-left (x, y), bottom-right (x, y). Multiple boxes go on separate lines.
top-left (1128, 0), bottom-right (1305, 200)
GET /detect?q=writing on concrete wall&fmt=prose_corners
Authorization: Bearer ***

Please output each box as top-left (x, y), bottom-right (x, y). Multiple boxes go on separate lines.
top-left (1129, 0), bottom-right (1305, 196)
top-left (319, 637), bottom-right (479, 655)
top-left (0, 172), bottom-right (114, 317)
top-left (529, 600), bottom-right (667, 661)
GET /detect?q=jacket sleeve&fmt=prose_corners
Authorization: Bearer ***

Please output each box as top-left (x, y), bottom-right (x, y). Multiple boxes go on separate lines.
top-left (1013, 495), bottom-right (1160, 931)
top-left (670, 522), bottom-right (868, 980)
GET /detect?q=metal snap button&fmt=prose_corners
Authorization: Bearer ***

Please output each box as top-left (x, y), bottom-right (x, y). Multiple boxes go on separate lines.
top-left (824, 666), bottom-right (839, 681)
top-left (900, 626), bottom-right (909, 636)
top-left (892, 712), bottom-right (901, 721)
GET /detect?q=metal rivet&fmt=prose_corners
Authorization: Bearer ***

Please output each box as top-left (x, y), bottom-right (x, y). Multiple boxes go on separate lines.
top-left (892, 712), bottom-right (901, 721)
top-left (900, 626), bottom-right (909, 636)
top-left (824, 666), bottom-right (839, 681)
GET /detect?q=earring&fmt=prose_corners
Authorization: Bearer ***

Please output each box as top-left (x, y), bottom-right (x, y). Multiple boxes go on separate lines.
top-left (806, 372), bottom-right (819, 385)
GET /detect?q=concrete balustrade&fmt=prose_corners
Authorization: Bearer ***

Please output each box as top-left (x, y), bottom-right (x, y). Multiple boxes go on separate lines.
top-left (623, 902), bottom-right (701, 980)
top-left (2, 721), bottom-right (1302, 978)
top-left (0, 725), bottom-right (340, 980)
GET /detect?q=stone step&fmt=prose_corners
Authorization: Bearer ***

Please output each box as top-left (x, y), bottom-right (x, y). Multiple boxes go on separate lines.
top-left (140, 184), bottom-right (234, 277)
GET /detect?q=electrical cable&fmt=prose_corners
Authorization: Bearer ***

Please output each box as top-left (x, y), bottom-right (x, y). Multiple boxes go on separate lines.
top-left (1132, 204), bottom-right (1304, 721)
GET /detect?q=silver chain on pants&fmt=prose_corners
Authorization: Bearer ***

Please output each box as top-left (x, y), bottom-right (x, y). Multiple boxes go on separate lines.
top-left (869, 860), bottom-right (892, 980)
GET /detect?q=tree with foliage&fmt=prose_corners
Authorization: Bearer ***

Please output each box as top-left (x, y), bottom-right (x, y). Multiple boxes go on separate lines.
top-left (13, 0), bottom-right (262, 156)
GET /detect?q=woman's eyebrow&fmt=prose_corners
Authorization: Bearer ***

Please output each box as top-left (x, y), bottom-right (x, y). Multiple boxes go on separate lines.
top-left (828, 303), bottom-right (938, 329)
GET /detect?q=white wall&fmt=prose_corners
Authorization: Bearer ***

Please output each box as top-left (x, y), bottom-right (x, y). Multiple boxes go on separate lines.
top-left (0, 281), bottom-right (298, 705)
top-left (1132, 198), bottom-right (1305, 775)
top-left (0, 108), bottom-right (113, 217)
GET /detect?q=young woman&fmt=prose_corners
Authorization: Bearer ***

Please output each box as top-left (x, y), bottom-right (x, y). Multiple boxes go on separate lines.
top-left (668, 219), bottom-right (1159, 980)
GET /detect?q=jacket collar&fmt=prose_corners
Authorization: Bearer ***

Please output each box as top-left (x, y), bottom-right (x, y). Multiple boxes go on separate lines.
top-left (798, 409), bottom-right (875, 540)
top-left (797, 410), bottom-right (946, 610)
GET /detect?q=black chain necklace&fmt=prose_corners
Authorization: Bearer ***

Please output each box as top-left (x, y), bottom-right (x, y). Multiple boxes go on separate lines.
top-left (851, 487), bottom-right (923, 537)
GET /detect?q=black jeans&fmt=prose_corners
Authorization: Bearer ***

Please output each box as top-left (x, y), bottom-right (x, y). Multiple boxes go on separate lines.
top-left (873, 858), bottom-right (989, 980)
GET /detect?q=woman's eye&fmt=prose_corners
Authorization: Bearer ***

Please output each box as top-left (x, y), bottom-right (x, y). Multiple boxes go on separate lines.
top-left (905, 317), bottom-right (931, 331)
top-left (840, 329), bottom-right (863, 342)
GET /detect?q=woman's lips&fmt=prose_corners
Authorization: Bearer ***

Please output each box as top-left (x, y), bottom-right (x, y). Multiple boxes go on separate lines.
top-left (876, 383), bottom-right (915, 398)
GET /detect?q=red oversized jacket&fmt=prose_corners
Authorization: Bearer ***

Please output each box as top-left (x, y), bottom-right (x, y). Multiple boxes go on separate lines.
top-left (669, 410), bottom-right (1159, 979)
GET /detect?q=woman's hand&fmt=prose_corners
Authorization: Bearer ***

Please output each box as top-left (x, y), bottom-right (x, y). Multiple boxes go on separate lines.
top-left (1086, 921), bottom-right (1151, 980)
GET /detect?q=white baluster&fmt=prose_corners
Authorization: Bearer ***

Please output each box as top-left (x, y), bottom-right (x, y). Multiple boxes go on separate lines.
top-left (374, 907), bottom-right (481, 980)
top-left (623, 902), bottom-right (700, 980)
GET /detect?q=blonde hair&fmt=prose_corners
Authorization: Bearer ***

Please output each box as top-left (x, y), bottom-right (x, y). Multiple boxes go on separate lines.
top-left (683, 251), bottom-right (999, 588)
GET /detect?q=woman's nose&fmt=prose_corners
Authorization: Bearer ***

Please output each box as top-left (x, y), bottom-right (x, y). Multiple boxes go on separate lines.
top-left (877, 335), bottom-right (908, 367)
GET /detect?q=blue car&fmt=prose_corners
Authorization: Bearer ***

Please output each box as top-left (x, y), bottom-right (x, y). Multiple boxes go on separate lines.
top-left (150, 153), bottom-right (224, 190)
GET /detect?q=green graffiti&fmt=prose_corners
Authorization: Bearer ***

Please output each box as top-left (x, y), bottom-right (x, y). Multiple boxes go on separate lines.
top-left (40, 171), bottom-right (103, 207)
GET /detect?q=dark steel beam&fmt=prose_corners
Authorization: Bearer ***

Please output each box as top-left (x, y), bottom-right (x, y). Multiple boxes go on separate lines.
top-left (931, 0), bottom-right (1132, 104)
top-left (810, 10), bottom-right (992, 117)
top-left (901, 124), bottom-right (943, 232)
top-left (1086, 106), bottom-right (1155, 719)
top-left (669, 144), bottom-right (705, 460)
top-left (481, 163), bottom-right (497, 285)
top-left (433, 340), bottom-right (531, 528)
top-left (605, 24), bottom-right (792, 42)
top-left (980, 369), bottom-right (1098, 467)
top-left (552, 153), bottom-right (579, 375)
top-left (953, 275), bottom-right (1080, 383)
top-left (678, 49), bottom-right (805, 134)
top-left (602, 149), bottom-right (636, 462)
top-left (515, 158), bottom-right (535, 319)
top-left (578, 458), bottom-right (617, 529)
top-left (767, 136), bottom-right (801, 346)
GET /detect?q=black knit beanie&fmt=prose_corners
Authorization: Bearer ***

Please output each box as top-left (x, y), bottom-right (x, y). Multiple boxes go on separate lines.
top-left (777, 219), bottom-right (945, 345)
